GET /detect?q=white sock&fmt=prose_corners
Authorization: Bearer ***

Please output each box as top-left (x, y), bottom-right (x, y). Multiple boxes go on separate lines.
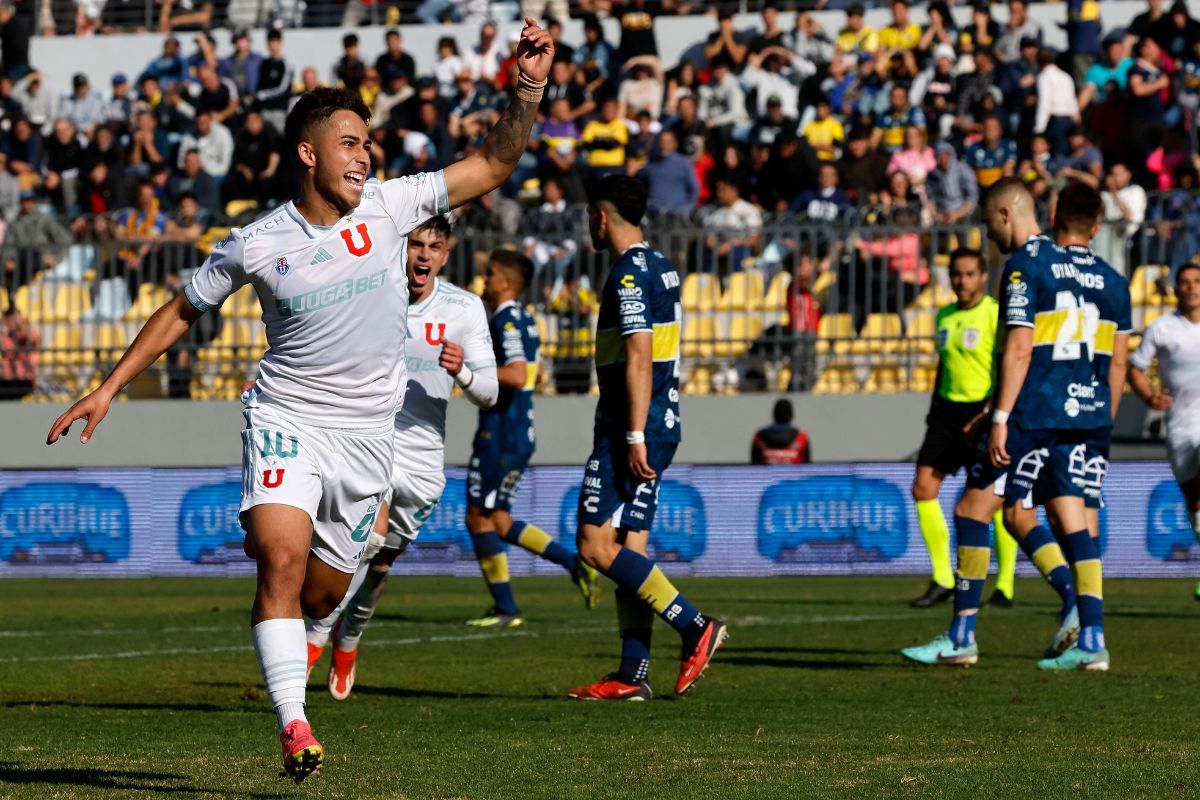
top-left (253, 618), bottom-right (308, 732)
top-left (306, 561), bottom-right (371, 647)
top-left (336, 563), bottom-right (391, 652)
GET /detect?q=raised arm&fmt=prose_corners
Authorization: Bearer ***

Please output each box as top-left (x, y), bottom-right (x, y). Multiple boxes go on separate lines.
top-left (46, 293), bottom-right (204, 444)
top-left (443, 19), bottom-right (553, 210)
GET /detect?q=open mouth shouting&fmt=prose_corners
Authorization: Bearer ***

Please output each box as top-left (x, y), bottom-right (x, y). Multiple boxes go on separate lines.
top-left (344, 170), bottom-right (365, 191)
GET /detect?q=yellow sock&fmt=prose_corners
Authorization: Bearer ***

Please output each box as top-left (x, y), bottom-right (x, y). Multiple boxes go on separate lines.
top-left (514, 523), bottom-right (552, 555)
top-left (992, 511), bottom-right (1017, 600)
top-left (916, 499), bottom-right (953, 589)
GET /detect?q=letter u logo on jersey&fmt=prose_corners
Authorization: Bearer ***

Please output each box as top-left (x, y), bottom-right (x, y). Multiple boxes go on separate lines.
top-left (262, 469), bottom-right (285, 488)
top-left (424, 322), bottom-right (446, 346)
top-left (341, 223), bottom-right (372, 257)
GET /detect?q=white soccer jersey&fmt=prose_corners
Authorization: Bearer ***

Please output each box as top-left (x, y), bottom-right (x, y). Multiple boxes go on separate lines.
top-left (185, 172), bottom-right (449, 432)
top-left (395, 278), bottom-right (495, 473)
top-left (1131, 311), bottom-right (1200, 433)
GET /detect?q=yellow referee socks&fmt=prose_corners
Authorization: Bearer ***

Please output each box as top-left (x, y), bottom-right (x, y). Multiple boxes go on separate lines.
top-left (992, 511), bottom-right (1017, 600)
top-left (916, 499), bottom-right (954, 589)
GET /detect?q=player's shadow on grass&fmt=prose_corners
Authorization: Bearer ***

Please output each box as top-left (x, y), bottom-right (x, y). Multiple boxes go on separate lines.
top-left (347, 684), bottom-right (516, 701)
top-left (0, 699), bottom-right (242, 713)
top-left (726, 645), bottom-right (897, 657)
top-left (0, 761), bottom-right (224, 795)
top-left (718, 653), bottom-right (880, 671)
top-left (1107, 608), bottom-right (1198, 620)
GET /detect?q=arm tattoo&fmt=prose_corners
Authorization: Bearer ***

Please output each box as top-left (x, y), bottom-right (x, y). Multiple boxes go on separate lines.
top-left (482, 96), bottom-right (539, 166)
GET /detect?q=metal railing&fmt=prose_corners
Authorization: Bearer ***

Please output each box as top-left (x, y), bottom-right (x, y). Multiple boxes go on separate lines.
top-left (0, 197), bottom-right (1189, 402)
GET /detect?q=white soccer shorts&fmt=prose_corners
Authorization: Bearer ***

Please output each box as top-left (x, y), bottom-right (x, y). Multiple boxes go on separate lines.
top-left (239, 407), bottom-right (393, 573)
top-left (383, 465), bottom-right (446, 550)
top-left (1167, 426), bottom-right (1200, 484)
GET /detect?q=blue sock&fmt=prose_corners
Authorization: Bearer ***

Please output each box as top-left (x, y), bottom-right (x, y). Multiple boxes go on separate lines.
top-left (1019, 525), bottom-right (1077, 618)
top-left (615, 586), bottom-right (653, 684)
top-left (948, 515), bottom-right (990, 648)
top-left (469, 531), bottom-right (519, 615)
top-left (606, 548), bottom-right (707, 640)
top-left (1062, 529), bottom-right (1105, 652)
top-left (505, 520), bottom-right (577, 573)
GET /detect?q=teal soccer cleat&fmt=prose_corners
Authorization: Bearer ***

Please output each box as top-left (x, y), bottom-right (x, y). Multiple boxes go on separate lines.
top-left (1044, 605), bottom-right (1080, 657)
top-left (1037, 644), bottom-right (1110, 671)
top-left (900, 634), bottom-right (978, 666)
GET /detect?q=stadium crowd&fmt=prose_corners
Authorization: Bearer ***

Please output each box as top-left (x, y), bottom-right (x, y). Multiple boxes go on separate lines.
top-left (1, 0), bottom-right (1199, 399)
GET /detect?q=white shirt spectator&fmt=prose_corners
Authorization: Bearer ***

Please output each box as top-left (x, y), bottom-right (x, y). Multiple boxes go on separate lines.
top-left (699, 72), bottom-right (749, 126)
top-left (740, 56), bottom-right (815, 118)
top-left (178, 120), bottom-right (235, 178)
top-left (706, 197), bottom-right (763, 234)
top-left (466, 41), bottom-right (504, 84)
top-left (1035, 63), bottom-right (1078, 134)
top-left (618, 76), bottom-right (665, 120)
top-left (433, 54), bottom-right (466, 98)
top-left (1102, 182), bottom-right (1146, 237)
top-left (13, 75), bottom-right (54, 129)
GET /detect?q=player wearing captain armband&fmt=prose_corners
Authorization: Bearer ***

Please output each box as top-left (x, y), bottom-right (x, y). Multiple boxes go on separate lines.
top-left (45, 19), bottom-right (555, 783)
top-left (1129, 261), bottom-right (1200, 602)
top-left (305, 215), bottom-right (500, 700)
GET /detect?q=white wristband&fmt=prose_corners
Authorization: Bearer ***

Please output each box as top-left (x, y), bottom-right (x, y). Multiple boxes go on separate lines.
top-left (992, 409), bottom-right (1010, 425)
top-left (626, 431), bottom-right (645, 445)
top-left (454, 365), bottom-right (474, 389)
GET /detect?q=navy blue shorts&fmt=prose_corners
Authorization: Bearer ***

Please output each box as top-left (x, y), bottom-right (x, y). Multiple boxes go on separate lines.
top-left (466, 449), bottom-right (531, 512)
top-left (577, 436), bottom-right (678, 532)
top-left (1002, 426), bottom-right (1110, 507)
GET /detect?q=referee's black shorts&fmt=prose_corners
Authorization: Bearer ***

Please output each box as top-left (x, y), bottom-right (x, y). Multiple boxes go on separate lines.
top-left (916, 396), bottom-right (989, 476)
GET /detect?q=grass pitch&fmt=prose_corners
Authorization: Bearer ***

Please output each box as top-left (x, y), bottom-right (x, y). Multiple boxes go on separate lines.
top-left (0, 575), bottom-right (1197, 799)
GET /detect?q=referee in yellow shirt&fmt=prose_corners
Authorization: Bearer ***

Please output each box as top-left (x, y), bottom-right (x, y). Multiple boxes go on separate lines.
top-left (910, 248), bottom-right (1018, 608)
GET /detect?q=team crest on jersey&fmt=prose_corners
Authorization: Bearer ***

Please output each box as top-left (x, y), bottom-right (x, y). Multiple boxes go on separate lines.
top-left (962, 327), bottom-right (980, 350)
top-left (341, 223), bottom-right (373, 257)
top-left (275, 256), bottom-right (290, 276)
top-left (425, 322), bottom-right (446, 345)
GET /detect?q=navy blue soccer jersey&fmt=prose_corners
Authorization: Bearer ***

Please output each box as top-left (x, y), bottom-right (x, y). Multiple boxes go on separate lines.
top-left (473, 300), bottom-right (538, 456)
top-left (594, 244), bottom-right (682, 443)
top-left (1001, 235), bottom-right (1125, 431)
top-left (1062, 243), bottom-right (1133, 430)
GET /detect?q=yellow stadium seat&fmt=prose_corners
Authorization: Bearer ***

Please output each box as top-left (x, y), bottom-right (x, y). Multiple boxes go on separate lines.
top-left (681, 273), bottom-right (721, 312)
top-left (718, 271), bottom-right (765, 311)
top-left (198, 319), bottom-right (252, 362)
top-left (229, 284), bottom-right (259, 319)
top-left (714, 314), bottom-right (764, 358)
top-left (0, 286), bottom-right (8, 314)
top-left (682, 314), bottom-right (718, 358)
top-left (852, 313), bottom-right (903, 354)
top-left (44, 326), bottom-right (85, 366)
top-left (124, 283), bottom-right (171, 321)
top-left (864, 366), bottom-right (904, 394)
top-left (907, 311), bottom-right (938, 354)
top-left (763, 271), bottom-right (791, 312)
top-left (1140, 307), bottom-right (1165, 331)
top-left (13, 284), bottom-right (53, 323)
top-left (196, 227), bottom-right (231, 254)
top-left (468, 274), bottom-right (485, 296)
top-left (1129, 265), bottom-right (1167, 307)
top-left (535, 314), bottom-right (556, 358)
top-left (93, 323), bottom-right (127, 361)
top-left (910, 365), bottom-right (938, 394)
top-left (51, 283), bottom-right (92, 323)
top-left (683, 365), bottom-right (712, 395)
top-left (816, 313), bottom-right (854, 355)
top-left (812, 269), bottom-right (837, 303)
top-left (813, 365), bottom-right (857, 395)
top-left (225, 199), bottom-right (260, 219)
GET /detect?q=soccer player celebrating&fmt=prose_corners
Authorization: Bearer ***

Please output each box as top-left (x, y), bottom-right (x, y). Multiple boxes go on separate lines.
top-left (305, 215), bottom-right (499, 699)
top-left (1129, 262), bottom-right (1200, 601)
top-left (909, 248), bottom-right (1019, 610)
top-left (567, 175), bottom-right (726, 701)
top-left (46, 19), bottom-right (554, 783)
top-left (464, 248), bottom-right (600, 627)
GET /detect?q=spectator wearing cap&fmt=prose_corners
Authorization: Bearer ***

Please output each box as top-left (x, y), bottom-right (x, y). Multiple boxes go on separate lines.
top-left (872, 85), bottom-right (926, 154)
top-left (219, 30), bottom-right (264, 101)
top-left (699, 56), bottom-right (748, 133)
top-left (787, 12), bottom-right (835, 68)
top-left (466, 22), bottom-right (504, 85)
top-left (839, 127), bottom-right (888, 203)
top-left (58, 73), bottom-right (105, 138)
top-left (741, 46), bottom-right (815, 120)
top-left (1035, 48), bottom-right (1078, 157)
top-left (926, 142), bottom-right (978, 223)
top-left (996, 0), bottom-right (1042, 63)
top-left (1127, 36), bottom-right (1171, 164)
top-left (705, 10), bottom-right (749, 72)
top-left (912, 43), bottom-right (959, 140)
top-left (190, 64), bottom-right (239, 126)
top-left (254, 29), bottom-right (293, 136)
top-left (102, 72), bottom-right (134, 135)
top-left (1064, 0), bottom-right (1103, 85)
top-left (637, 128), bottom-right (698, 216)
top-left (374, 29), bottom-right (416, 86)
top-left (579, 94), bottom-right (628, 177)
top-left (334, 33), bottom-right (366, 93)
top-left (617, 55), bottom-right (664, 121)
top-left (177, 109), bottom-right (233, 180)
top-left (144, 36), bottom-right (187, 86)
top-left (574, 15), bottom-right (617, 94)
top-left (13, 70), bottom-right (52, 129)
top-left (1079, 35), bottom-right (1133, 112)
top-left (879, 0), bottom-right (922, 51)
top-left (169, 148), bottom-right (220, 213)
top-left (965, 115), bottom-right (1017, 188)
top-left (959, 1), bottom-right (1000, 54)
top-left (801, 96), bottom-right (843, 162)
top-left (750, 7), bottom-right (787, 55)
top-left (836, 4), bottom-right (879, 58)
